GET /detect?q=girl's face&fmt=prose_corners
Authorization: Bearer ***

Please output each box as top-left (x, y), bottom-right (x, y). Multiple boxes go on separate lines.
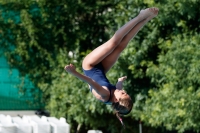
top-left (114, 89), bottom-right (129, 102)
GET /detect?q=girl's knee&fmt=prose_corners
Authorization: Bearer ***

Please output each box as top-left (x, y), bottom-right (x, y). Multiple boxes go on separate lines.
top-left (105, 40), bottom-right (120, 50)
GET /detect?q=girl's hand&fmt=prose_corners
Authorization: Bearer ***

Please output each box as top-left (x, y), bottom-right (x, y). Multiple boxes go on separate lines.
top-left (64, 64), bottom-right (76, 74)
top-left (118, 76), bottom-right (127, 82)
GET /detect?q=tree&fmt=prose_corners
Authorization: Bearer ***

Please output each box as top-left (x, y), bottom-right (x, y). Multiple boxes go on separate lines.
top-left (133, 34), bottom-right (200, 133)
top-left (128, 1), bottom-right (200, 132)
top-left (1, 0), bottom-right (200, 132)
top-left (0, 0), bottom-right (139, 132)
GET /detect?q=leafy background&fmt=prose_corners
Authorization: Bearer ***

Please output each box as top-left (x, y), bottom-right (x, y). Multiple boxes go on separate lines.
top-left (0, 0), bottom-right (200, 133)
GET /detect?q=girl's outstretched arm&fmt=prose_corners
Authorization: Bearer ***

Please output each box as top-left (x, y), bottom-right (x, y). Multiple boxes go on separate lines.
top-left (116, 76), bottom-right (127, 90)
top-left (64, 64), bottom-right (108, 97)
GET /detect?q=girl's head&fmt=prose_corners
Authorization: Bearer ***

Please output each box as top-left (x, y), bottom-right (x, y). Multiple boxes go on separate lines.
top-left (112, 89), bottom-right (133, 115)
top-left (112, 89), bottom-right (133, 127)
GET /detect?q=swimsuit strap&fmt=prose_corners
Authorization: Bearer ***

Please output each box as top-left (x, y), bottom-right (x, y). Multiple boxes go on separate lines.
top-left (104, 89), bottom-right (112, 104)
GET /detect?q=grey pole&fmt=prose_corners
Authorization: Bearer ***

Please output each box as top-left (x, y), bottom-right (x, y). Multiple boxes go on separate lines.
top-left (139, 121), bottom-right (142, 133)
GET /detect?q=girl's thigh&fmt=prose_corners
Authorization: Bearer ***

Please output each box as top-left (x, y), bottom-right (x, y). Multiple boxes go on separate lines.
top-left (82, 39), bottom-right (119, 70)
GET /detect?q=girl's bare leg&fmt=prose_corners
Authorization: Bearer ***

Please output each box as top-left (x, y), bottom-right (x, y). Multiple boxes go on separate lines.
top-left (102, 8), bottom-right (159, 73)
top-left (82, 8), bottom-right (156, 70)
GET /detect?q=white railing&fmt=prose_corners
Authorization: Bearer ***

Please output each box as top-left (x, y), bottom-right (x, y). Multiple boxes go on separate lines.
top-left (88, 130), bottom-right (103, 133)
top-left (0, 114), bottom-right (70, 133)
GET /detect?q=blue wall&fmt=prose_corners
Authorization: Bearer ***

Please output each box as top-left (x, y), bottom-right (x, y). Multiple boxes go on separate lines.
top-left (0, 56), bottom-right (43, 110)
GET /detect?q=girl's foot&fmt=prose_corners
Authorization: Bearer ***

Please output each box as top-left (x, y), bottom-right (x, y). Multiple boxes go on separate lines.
top-left (139, 7), bottom-right (159, 20)
top-left (146, 7), bottom-right (159, 20)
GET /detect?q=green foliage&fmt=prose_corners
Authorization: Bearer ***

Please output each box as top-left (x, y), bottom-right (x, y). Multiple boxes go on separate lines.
top-left (144, 84), bottom-right (200, 133)
top-left (128, 0), bottom-right (200, 132)
top-left (0, 0), bottom-right (138, 132)
top-left (1, 0), bottom-right (200, 132)
top-left (147, 34), bottom-right (200, 88)
top-left (138, 34), bottom-right (200, 132)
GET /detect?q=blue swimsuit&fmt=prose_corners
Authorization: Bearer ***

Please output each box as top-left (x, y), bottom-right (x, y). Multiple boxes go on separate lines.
top-left (82, 63), bottom-right (116, 104)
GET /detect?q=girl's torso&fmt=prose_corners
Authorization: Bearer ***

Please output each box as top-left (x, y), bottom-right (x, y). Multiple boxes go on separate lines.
top-left (83, 63), bottom-right (116, 104)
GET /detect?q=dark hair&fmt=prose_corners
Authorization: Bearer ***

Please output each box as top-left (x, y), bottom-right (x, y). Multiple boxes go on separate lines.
top-left (112, 97), bottom-right (133, 115)
top-left (115, 111), bottom-right (125, 127)
top-left (112, 97), bottom-right (133, 127)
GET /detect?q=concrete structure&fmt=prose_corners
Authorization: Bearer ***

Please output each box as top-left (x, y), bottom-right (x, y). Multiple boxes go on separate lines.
top-left (0, 114), bottom-right (70, 133)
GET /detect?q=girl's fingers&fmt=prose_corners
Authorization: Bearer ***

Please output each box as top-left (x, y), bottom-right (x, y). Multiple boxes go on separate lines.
top-left (118, 76), bottom-right (127, 81)
top-left (65, 65), bottom-right (69, 69)
top-left (64, 65), bottom-right (71, 71)
top-left (121, 76), bottom-right (127, 80)
top-left (64, 64), bottom-right (75, 73)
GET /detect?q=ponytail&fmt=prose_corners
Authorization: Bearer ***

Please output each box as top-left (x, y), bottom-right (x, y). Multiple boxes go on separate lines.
top-left (115, 112), bottom-right (125, 128)
top-left (112, 99), bottom-right (133, 128)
